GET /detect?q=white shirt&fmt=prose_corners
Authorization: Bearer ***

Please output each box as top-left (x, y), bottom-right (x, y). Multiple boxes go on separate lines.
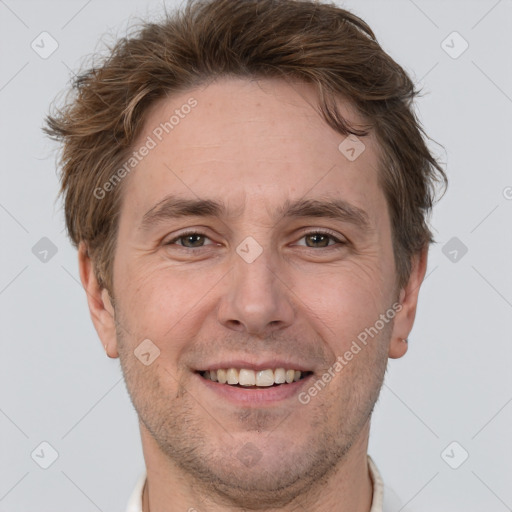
top-left (126, 455), bottom-right (406, 512)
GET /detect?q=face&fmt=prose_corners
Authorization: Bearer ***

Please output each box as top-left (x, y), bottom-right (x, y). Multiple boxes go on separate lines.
top-left (84, 77), bottom-right (422, 507)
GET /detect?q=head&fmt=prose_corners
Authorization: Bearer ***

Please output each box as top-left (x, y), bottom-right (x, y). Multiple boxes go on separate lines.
top-left (46, 0), bottom-right (446, 507)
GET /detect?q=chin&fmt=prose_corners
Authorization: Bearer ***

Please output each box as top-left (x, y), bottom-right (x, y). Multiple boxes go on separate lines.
top-left (163, 430), bottom-right (350, 509)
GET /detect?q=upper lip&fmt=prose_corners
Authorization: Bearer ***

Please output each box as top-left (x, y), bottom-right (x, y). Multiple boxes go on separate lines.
top-left (196, 359), bottom-right (312, 372)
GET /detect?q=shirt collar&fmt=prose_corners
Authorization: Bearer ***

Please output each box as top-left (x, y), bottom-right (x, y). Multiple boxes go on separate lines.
top-left (127, 455), bottom-right (385, 512)
top-left (368, 455), bottom-right (384, 512)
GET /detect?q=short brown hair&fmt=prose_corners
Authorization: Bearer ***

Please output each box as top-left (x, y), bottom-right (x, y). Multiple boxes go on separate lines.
top-left (45, 0), bottom-right (446, 294)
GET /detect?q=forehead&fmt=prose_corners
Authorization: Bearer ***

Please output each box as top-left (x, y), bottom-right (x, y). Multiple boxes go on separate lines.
top-left (120, 77), bottom-right (385, 224)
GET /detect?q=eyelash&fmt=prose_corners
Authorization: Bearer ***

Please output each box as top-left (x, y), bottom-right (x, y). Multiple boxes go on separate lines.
top-left (164, 229), bottom-right (346, 250)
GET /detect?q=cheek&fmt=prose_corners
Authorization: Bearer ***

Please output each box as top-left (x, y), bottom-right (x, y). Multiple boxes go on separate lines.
top-left (293, 259), bottom-right (392, 345)
top-left (114, 255), bottom-right (224, 351)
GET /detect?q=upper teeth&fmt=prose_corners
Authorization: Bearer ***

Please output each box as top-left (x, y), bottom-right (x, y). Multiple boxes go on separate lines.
top-left (203, 368), bottom-right (303, 386)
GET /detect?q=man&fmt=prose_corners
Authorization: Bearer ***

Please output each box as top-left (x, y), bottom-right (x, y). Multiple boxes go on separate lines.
top-left (45, 0), bottom-right (446, 510)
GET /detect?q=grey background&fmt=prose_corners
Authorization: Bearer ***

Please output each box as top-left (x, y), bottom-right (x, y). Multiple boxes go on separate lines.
top-left (1, 0), bottom-right (511, 510)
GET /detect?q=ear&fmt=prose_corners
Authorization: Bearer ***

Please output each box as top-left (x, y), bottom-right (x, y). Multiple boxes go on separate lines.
top-left (78, 241), bottom-right (119, 358)
top-left (388, 246), bottom-right (428, 359)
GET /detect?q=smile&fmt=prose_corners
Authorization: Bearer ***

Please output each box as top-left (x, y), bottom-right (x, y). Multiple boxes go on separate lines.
top-left (199, 368), bottom-right (313, 388)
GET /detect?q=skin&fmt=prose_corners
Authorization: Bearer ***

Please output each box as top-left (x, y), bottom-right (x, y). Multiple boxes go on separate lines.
top-left (79, 77), bottom-right (427, 511)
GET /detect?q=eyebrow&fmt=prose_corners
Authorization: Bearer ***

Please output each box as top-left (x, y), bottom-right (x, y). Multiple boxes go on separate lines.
top-left (139, 194), bottom-right (371, 232)
top-left (276, 197), bottom-right (370, 230)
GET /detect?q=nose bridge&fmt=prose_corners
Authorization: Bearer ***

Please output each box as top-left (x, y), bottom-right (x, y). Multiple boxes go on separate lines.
top-left (218, 238), bottom-right (294, 335)
top-left (234, 247), bottom-right (277, 302)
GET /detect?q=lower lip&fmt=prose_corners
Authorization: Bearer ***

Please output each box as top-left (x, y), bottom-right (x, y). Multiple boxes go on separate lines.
top-left (195, 372), bottom-right (313, 406)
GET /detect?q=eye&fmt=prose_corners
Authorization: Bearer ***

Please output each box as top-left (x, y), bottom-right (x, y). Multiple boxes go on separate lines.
top-left (295, 230), bottom-right (346, 248)
top-left (163, 229), bottom-right (346, 250)
top-left (165, 231), bottom-right (215, 248)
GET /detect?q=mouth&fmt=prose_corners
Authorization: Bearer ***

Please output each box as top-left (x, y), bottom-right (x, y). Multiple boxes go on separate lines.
top-left (197, 368), bottom-right (313, 389)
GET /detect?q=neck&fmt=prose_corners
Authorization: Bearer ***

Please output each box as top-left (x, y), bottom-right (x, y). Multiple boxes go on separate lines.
top-left (140, 422), bottom-right (374, 512)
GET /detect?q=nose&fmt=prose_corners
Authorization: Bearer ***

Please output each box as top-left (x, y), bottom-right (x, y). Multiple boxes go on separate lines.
top-left (217, 246), bottom-right (295, 337)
